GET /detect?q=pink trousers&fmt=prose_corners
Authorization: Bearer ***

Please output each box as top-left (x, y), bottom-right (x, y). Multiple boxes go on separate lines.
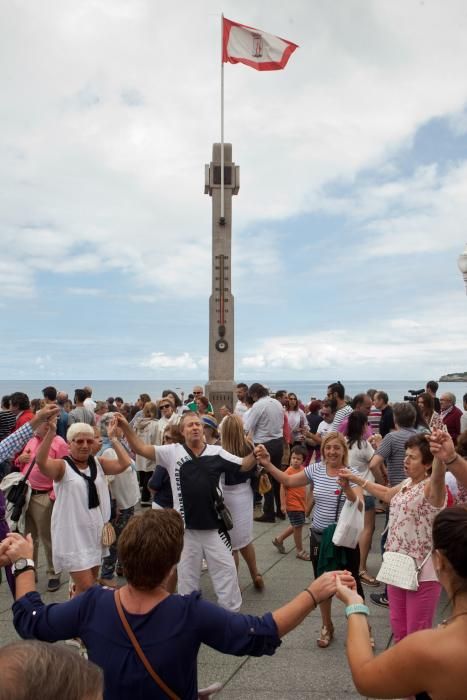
top-left (387, 581), bottom-right (441, 643)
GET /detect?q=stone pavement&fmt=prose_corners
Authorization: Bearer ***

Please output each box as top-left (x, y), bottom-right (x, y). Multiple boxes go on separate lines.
top-left (0, 511), bottom-right (401, 699)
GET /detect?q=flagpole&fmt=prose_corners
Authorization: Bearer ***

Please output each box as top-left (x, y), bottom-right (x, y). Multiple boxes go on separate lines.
top-left (220, 12), bottom-right (225, 224)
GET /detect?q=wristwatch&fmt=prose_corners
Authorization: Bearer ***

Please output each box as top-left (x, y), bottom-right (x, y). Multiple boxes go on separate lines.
top-left (12, 558), bottom-right (35, 577)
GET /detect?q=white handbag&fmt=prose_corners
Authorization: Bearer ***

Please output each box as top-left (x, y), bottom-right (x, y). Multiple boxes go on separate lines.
top-left (332, 498), bottom-right (364, 549)
top-left (376, 550), bottom-right (431, 591)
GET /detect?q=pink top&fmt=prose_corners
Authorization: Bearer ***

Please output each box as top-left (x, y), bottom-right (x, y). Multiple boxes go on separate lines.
top-left (17, 435), bottom-right (69, 493)
top-left (386, 478), bottom-right (446, 582)
top-left (338, 416), bottom-right (373, 438)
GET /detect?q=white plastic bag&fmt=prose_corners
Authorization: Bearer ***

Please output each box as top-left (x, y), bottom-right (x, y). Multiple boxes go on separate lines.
top-left (332, 498), bottom-right (364, 549)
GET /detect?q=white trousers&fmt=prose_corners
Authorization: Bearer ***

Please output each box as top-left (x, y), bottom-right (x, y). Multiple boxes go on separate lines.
top-left (178, 528), bottom-right (242, 612)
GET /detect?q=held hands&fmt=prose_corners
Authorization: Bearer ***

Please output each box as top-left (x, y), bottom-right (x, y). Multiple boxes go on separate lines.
top-left (335, 574), bottom-right (363, 606)
top-left (107, 416), bottom-right (122, 441)
top-left (2, 533), bottom-right (34, 563)
top-left (113, 413), bottom-right (129, 430)
top-left (30, 404), bottom-right (60, 430)
top-left (253, 444), bottom-right (270, 467)
top-left (338, 468), bottom-right (358, 483)
top-left (310, 570), bottom-right (357, 603)
top-left (429, 430), bottom-right (456, 463)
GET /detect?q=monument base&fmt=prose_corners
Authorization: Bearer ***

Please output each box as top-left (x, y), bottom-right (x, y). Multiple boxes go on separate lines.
top-left (205, 380), bottom-right (236, 418)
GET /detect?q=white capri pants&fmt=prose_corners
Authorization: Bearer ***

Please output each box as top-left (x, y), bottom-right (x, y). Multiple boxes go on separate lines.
top-left (178, 528), bottom-right (242, 612)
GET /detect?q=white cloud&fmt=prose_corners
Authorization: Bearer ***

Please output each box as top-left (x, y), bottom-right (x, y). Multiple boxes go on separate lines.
top-left (141, 352), bottom-right (200, 370)
top-left (67, 287), bottom-right (103, 296)
top-left (3, 0), bottom-right (467, 302)
top-left (239, 292), bottom-right (467, 376)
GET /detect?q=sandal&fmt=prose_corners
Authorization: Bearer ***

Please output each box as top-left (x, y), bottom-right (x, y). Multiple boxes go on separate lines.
top-left (359, 570), bottom-right (379, 587)
top-left (253, 574), bottom-right (265, 591)
top-left (317, 623), bottom-right (334, 648)
top-left (296, 550), bottom-right (310, 561)
top-left (272, 538), bottom-right (286, 554)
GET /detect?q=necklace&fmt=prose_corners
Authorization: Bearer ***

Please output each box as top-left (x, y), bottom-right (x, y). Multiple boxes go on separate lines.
top-left (440, 611), bottom-right (467, 626)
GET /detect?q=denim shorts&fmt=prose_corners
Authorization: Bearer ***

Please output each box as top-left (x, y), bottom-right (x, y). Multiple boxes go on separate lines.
top-left (287, 510), bottom-right (305, 527)
top-left (364, 495), bottom-right (376, 511)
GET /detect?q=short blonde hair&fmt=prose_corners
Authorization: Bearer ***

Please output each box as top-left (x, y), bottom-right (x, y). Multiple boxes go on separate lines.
top-left (67, 423), bottom-right (95, 443)
top-left (321, 431), bottom-right (349, 466)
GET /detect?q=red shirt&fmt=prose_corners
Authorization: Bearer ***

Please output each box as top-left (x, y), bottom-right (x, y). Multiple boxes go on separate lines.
top-left (15, 409), bottom-right (34, 430)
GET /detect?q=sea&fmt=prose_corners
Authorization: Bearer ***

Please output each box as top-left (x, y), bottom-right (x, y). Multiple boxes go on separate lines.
top-left (1, 379), bottom-right (466, 405)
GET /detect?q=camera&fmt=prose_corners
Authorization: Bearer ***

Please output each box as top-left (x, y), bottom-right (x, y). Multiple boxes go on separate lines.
top-left (403, 389), bottom-right (424, 402)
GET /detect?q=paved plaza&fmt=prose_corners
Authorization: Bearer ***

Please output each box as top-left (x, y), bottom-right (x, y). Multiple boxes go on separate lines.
top-left (0, 513), bottom-right (432, 699)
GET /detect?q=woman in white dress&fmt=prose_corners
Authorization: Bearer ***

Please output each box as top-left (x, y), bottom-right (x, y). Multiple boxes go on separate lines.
top-left (221, 415), bottom-right (264, 590)
top-left (36, 420), bottom-right (133, 594)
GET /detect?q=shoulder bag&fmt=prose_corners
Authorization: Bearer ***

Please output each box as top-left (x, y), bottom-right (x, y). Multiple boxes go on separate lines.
top-left (7, 458), bottom-right (36, 523)
top-left (114, 589), bottom-right (180, 700)
top-left (376, 550), bottom-right (432, 591)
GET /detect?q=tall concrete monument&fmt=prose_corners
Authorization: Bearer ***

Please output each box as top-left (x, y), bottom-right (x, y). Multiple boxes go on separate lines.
top-left (204, 143), bottom-right (239, 415)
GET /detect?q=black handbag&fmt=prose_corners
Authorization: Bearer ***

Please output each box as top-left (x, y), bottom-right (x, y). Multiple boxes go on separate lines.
top-left (7, 459), bottom-right (36, 522)
top-left (214, 487), bottom-right (234, 531)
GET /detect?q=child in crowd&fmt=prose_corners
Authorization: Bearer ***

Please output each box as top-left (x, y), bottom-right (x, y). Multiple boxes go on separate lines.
top-left (272, 446), bottom-right (310, 560)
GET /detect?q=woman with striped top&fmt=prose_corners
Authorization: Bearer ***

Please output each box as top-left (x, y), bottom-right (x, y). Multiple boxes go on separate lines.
top-left (257, 431), bottom-right (364, 648)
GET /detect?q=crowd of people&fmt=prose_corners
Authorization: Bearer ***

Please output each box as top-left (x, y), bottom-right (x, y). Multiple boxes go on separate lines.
top-left (0, 379), bottom-right (466, 699)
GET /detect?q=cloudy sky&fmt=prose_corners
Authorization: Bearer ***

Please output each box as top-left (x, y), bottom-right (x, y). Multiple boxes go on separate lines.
top-left (2, 0), bottom-right (467, 381)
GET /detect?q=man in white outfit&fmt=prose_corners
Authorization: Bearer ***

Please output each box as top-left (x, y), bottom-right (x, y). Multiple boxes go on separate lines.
top-left (116, 412), bottom-right (258, 611)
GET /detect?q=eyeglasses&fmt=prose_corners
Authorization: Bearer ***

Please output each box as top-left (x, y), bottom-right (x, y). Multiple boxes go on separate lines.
top-left (160, 405), bottom-right (171, 409)
top-left (193, 391), bottom-right (203, 395)
top-left (72, 438), bottom-right (95, 446)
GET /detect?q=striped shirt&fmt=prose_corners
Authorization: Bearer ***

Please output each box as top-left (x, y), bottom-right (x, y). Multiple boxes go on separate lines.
top-left (304, 461), bottom-right (358, 532)
top-left (330, 404), bottom-right (352, 432)
top-left (376, 427), bottom-right (417, 486)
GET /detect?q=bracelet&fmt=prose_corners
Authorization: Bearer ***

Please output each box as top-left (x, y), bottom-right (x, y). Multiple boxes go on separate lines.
top-left (345, 603), bottom-right (370, 618)
top-left (445, 454), bottom-right (458, 466)
top-left (304, 588), bottom-right (318, 607)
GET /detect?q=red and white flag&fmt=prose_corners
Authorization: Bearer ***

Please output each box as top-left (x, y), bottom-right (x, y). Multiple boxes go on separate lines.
top-left (222, 17), bottom-right (298, 71)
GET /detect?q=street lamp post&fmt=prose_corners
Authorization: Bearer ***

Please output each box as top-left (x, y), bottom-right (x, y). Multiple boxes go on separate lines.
top-left (458, 243), bottom-right (467, 295)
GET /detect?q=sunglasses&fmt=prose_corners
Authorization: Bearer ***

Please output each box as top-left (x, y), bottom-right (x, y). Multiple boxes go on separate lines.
top-left (72, 438), bottom-right (95, 446)
top-left (160, 404), bottom-right (171, 409)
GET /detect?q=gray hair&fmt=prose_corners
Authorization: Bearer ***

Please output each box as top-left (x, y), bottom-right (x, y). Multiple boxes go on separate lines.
top-left (99, 412), bottom-right (116, 438)
top-left (393, 402), bottom-right (417, 429)
top-left (442, 392), bottom-right (456, 405)
top-left (0, 640), bottom-right (103, 700)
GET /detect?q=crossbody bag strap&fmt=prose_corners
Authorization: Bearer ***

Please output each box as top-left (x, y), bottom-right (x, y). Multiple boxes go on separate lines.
top-left (21, 458), bottom-right (37, 483)
top-left (334, 488), bottom-right (344, 522)
top-left (114, 590), bottom-right (180, 700)
top-left (416, 550), bottom-right (432, 573)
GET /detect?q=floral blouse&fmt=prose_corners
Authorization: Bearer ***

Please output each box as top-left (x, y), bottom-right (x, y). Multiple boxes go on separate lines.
top-left (457, 480), bottom-right (467, 505)
top-left (385, 478), bottom-right (446, 565)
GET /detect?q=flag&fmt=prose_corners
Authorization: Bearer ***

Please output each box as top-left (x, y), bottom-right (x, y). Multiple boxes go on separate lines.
top-left (222, 17), bottom-right (298, 71)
